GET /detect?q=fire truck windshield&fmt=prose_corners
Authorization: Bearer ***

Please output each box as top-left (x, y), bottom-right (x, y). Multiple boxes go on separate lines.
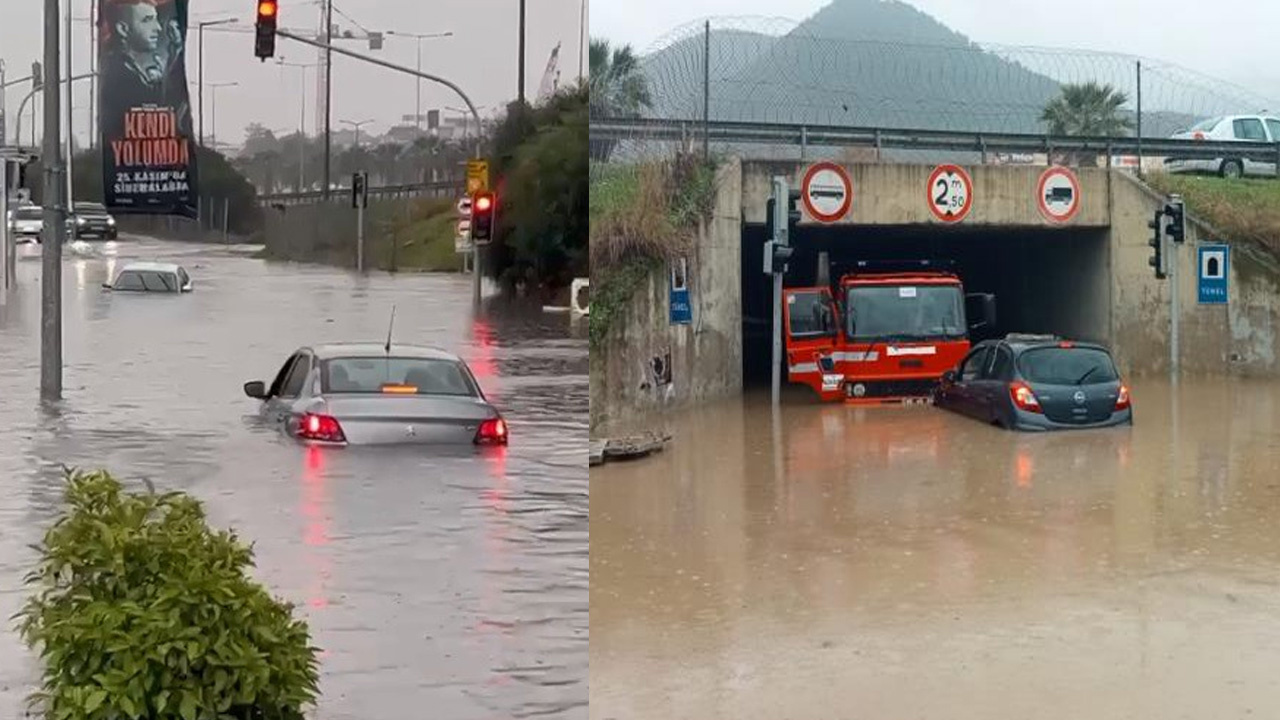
top-left (846, 284), bottom-right (966, 341)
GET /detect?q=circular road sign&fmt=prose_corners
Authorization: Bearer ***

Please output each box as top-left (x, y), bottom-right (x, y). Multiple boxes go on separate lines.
top-left (927, 164), bottom-right (973, 223)
top-left (1037, 165), bottom-right (1081, 223)
top-left (801, 161), bottom-right (853, 223)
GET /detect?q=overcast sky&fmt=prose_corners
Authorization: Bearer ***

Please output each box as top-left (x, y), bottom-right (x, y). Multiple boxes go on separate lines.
top-left (591, 0), bottom-right (1280, 100)
top-left (2, 0), bottom-right (587, 149)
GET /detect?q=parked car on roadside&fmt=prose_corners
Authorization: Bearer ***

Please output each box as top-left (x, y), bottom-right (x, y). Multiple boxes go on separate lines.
top-left (934, 334), bottom-right (1132, 431)
top-left (102, 262), bottom-right (193, 293)
top-left (7, 205), bottom-right (43, 243)
top-left (1165, 114), bottom-right (1280, 178)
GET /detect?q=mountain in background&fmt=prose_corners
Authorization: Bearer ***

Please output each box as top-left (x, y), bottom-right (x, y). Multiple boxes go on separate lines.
top-left (639, 0), bottom-right (1199, 137)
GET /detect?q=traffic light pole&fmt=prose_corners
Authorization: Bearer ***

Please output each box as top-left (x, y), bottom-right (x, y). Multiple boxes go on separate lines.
top-left (41, 0), bottom-right (64, 402)
top-left (770, 176), bottom-right (788, 406)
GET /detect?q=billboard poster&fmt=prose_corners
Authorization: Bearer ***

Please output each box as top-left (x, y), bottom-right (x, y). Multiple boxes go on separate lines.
top-left (99, 0), bottom-right (198, 218)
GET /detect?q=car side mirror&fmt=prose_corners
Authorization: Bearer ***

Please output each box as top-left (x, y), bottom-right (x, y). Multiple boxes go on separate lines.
top-left (101, 283), bottom-right (112, 291)
top-left (244, 381), bottom-right (267, 400)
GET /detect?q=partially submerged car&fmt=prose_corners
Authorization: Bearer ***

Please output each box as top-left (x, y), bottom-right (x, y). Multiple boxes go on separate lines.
top-left (102, 262), bottom-right (193, 293)
top-left (244, 343), bottom-right (509, 447)
top-left (934, 334), bottom-right (1132, 431)
top-left (7, 205), bottom-right (43, 243)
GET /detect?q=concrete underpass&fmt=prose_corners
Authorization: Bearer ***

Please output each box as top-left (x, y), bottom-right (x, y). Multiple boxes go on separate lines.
top-left (742, 223), bottom-right (1112, 383)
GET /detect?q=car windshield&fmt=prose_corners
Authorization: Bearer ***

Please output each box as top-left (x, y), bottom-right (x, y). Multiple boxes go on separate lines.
top-left (14, 207), bottom-right (42, 220)
top-left (1189, 117), bottom-right (1222, 132)
top-left (75, 203), bottom-right (108, 214)
top-left (846, 284), bottom-right (965, 340)
top-left (1017, 347), bottom-right (1119, 385)
top-left (322, 357), bottom-right (477, 397)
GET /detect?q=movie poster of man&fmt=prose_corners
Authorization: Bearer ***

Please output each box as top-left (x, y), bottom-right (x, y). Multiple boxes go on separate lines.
top-left (99, 0), bottom-right (199, 218)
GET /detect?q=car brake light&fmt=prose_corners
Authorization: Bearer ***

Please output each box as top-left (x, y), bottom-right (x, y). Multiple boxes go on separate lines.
top-left (1115, 383), bottom-right (1131, 411)
top-left (475, 417), bottom-right (508, 445)
top-left (298, 413), bottom-right (346, 442)
top-left (1059, 341), bottom-right (1073, 348)
top-left (381, 384), bottom-right (418, 394)
top-left (1193, 131), bottom-right (1205, 140)
top-left (1009, 382), bottom-right (1043, 413)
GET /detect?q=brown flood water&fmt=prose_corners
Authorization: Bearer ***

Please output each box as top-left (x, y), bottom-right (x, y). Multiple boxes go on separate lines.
top-left (591, 378), bottom-right (1280, 720)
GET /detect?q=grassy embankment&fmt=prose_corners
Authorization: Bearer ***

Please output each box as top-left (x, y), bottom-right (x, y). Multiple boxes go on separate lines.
top-left (1146, 173), bottom-right (1280, 251)
top-left (588, 157), bottom-right (717, 353)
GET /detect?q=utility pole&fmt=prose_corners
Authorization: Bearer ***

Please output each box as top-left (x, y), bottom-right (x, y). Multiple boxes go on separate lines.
top-left (322, 0), bottom-right (333, 200)
top-left (65, 0), bottom-right (74, 216)
top-left (89, 0), bottom-right (96, 149)
top-left (198, 18), bottom-right (239, 147)
top-left (517, 0), bottom-right (526, 104)
top-left (42, 0), bottom-right (65, 402)
top-left (578, 0), bottom-right (586, 82)
top-left (769, 177), bottom-right (788, 406)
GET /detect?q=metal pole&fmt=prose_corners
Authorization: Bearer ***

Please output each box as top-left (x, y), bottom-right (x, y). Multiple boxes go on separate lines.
top-left (770, 176), bottom-right (787, 406)
top-left (578, 0), bottom-right (585, 82)
top-left (1, 160), bottom-right (10, 293)
top-left (198, 23), bottom-right (205, 146)
top-left (415, 39), bottom-right (422, 132)
top-left (472, 224), bottom-right (480, 304)
top-left (89, 0), bottom-right (96, 150)
top-left (0, 61), bottom-right (7, 147)
top-left (322, 0), bottom-right (332, 200)
top-left (42, 0), bottom-right (65, 402)
top-left (517, 0), bottom-right (526, 104)
top-left (1169, 215), bottom-right (1179, 379)
top-left (222, 198), bottom-right (229, 244)
top-left (356, 192), bottom-right (365, 273)
top-left (1136, 61), bottom-right (1143, 177)
top-left (703, 20), bottom-right (711, 162)
top-left (299, 67), bottom-right (306, 190)
top-left (65, 0), bottom-right (74, 211)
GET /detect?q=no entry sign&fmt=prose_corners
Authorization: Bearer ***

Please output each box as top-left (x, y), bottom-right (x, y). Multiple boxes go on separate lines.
top-left (927, 164), bottom-right (973, 223)
top-left (1037, 166), bottom-right (1081, 223)
top-left (801, 161), bottom-right (853, 223)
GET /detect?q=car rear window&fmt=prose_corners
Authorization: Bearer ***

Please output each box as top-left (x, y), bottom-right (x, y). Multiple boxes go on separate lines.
top-left (1017, 347), bottom-right (1118, 385)
top-left (322, 357), bottom-right (477, 397)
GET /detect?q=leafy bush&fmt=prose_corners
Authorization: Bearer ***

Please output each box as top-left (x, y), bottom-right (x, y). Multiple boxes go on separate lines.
top-left (17, 470), bottom-right (320, 720)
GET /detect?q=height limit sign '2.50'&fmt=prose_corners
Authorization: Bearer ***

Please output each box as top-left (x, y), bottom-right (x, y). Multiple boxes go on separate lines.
top-left (800, 161), bottom-right (853, 223)
top-left (927, 164), bottom-right (973, 223)
top-left (1036, 165), bottom-right (1081, 223)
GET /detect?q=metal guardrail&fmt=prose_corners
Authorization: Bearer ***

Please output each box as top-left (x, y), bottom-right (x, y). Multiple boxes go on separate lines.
top-left (591, 117), bottom-right (1280, 164)
top-left (257, 181), bottom-right (460, 207)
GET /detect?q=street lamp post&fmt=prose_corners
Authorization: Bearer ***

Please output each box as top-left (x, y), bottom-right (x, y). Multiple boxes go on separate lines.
top-left (278, 59), bottom-right (316, 191)
top-left (198, 17), bottom-right (239, 147)
top-left (207, 82), bottom-right (238, 150)
top-left (340, 118), bottom-right (373, 148)
top-left (385, 31), bottom-right (453, 133)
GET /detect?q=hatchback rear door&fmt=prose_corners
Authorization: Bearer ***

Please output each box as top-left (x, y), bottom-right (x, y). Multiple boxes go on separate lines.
top-left (1017, 345), bottom-right (1121, 424)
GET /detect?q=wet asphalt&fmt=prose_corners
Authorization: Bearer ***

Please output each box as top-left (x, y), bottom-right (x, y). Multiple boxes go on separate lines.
top-left (0, 238), bottom-right (588, 720)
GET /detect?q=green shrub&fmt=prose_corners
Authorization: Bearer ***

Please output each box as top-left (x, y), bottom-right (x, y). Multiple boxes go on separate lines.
top-left (16, 470), bottom-right (320, 720)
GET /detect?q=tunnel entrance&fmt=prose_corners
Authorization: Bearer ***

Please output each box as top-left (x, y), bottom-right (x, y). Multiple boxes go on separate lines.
top-left (741, 222), bottom-right (1111, 385)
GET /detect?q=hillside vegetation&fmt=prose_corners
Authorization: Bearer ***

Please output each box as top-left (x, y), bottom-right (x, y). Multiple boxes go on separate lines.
top-left (1147, 173), bottom-right (1280, 252)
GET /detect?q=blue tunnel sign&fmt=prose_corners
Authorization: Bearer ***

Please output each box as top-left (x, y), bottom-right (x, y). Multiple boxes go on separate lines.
top-left (1197, 244), bottom-right (1229, 305)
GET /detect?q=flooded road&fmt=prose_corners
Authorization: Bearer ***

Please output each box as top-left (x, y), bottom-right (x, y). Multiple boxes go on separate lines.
top-left (0, 238), bottom-right (588, 720)
top-left (591, 381), bottom-right (1280, 719)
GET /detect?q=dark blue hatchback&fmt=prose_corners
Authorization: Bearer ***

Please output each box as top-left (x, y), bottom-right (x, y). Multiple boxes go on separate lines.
top-left (934, 334), bottom-right (1133, 431)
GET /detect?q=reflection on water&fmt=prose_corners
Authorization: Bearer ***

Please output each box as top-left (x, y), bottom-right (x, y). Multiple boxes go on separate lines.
top-left (0, 239), bottom-right (587, 720)
top-left (591, 380), bottom-right (1280, 720)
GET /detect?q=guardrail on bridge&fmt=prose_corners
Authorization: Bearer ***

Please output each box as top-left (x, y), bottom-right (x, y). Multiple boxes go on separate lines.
top-left (257, 181), bottom-right (460, 207)
top-left (591, 118), bottom-right (1280, 168)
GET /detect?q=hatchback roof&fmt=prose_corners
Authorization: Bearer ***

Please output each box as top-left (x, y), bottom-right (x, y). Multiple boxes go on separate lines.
top-left (120, 262), bottom-right (185, 274)
top-left (309, 343), bottom-right (462, 362)
top-left (988, 335), bottom-right (1110, 352)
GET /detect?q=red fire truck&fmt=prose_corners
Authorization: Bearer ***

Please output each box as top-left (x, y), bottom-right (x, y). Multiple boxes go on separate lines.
top-left (782, 261), bottom-right (996, 404)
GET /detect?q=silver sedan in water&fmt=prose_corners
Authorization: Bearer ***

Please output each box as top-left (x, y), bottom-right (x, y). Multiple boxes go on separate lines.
top-left (244, 343), bottom-right (509, 446)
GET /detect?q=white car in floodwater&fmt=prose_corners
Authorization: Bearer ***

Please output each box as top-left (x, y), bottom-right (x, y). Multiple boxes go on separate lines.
top-left (244, 343), bottom-right (509, 447)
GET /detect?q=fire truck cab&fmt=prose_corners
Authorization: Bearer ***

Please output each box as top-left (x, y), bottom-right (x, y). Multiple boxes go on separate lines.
top-left (782, 261), bottom-right (996, 403)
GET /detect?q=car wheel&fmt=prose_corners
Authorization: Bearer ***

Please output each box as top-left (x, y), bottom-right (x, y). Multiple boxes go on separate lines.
top-left (1220, 159), bottom-right (1243, 179)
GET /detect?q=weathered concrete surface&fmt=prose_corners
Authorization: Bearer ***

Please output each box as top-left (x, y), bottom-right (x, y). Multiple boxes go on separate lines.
top-left (741, 162), bottom-right (1112, 227)
top-left (591, 381), bottom-right (1280, 720)
top-left (590, 158), bottom-right (744, 434)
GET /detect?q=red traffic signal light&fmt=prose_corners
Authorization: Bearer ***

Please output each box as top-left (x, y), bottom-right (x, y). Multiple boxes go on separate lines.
top-left (474, 194), bottom-right (493, 212)
top-left (471, 192), bottom-right (496, 243)
top-left (255, 0), bottom-right (278, 60)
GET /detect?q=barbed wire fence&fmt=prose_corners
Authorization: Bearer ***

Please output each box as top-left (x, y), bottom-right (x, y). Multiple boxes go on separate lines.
top-left (594, 16), bottom-right (1280, 165)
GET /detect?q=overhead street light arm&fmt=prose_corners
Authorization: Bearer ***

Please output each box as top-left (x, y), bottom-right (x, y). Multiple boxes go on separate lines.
top-left (275, 28), bottom-right (481, 131)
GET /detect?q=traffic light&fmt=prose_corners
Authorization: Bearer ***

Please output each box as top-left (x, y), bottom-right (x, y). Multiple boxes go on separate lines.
top-left (254, 0), bottom-right (278, 60)
top-left (31, 62), bottom-right (41, 90)
top-left (471, 191), bottom-right (496, 243)
top-left (1164, 195), bottom-right (1185, 244)
top-left (1147, 209), bottom-right (1166, 280)
top-left (787, 189), bottom-right (802, 241)
top-left (764, 240), bottom-right (793, 275)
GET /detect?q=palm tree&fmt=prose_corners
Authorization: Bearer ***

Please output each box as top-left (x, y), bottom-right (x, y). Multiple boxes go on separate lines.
top-left (589, 39), bottom-right (652, 161)
top-left (1041, 82), bottom-right (1133, 166)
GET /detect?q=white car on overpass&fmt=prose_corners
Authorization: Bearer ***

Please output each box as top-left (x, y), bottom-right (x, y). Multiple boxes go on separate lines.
top-left (1165, 114), bottom-right (1280, 178)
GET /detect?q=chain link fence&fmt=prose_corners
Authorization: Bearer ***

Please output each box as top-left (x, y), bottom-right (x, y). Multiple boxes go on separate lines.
top-left (594, 16), bottom-right (1280, 166)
